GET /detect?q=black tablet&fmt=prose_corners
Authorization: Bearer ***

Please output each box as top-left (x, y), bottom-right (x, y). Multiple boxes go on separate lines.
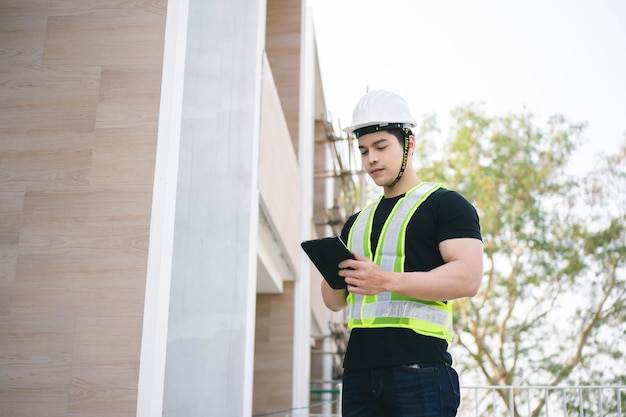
top-left (301, 236), bottom-right (354, 289)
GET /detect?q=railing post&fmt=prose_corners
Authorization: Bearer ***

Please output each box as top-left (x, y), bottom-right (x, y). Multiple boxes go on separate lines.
top-left (474, 387), bottom-right (479, 417)
top-left (598, 387), bottom-right (604, 417)
top-left (578, 386), bottom-right (584, 416)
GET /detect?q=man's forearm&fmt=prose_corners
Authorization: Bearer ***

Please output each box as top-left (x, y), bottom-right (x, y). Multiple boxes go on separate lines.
top-left (321, 281), bottom-right (348, 311)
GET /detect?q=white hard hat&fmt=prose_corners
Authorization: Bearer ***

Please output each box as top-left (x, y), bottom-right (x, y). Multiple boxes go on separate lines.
top-left (343, 90), bottom-right (417, 135)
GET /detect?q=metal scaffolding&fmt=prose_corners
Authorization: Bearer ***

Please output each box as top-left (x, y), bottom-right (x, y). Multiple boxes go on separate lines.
top-left (315, 118), bottom-right (367, 237)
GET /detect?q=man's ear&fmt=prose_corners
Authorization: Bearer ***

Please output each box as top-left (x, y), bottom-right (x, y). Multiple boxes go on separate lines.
top-left (407, 135), bottom-right (416, 153)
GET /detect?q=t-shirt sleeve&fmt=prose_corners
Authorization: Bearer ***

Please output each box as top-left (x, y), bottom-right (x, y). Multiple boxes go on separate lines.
top-left (435, 190), bottom-right (482, 243)
top-left (340, 212), bottom-right (359, 245)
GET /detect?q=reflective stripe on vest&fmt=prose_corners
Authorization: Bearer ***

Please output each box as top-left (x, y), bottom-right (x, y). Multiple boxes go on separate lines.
top-left (346, 182), bottom-right (454, 341)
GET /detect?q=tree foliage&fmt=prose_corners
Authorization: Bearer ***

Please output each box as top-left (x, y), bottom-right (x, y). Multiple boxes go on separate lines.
top-left (415, 105), bottom-right (626, 414)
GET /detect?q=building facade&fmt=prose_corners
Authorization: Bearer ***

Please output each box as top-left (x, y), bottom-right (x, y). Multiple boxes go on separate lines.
top-left (0, 0), bottom-right (359, 416)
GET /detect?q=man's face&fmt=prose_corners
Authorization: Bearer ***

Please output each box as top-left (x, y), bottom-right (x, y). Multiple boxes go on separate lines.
top-left (358, 130), bottom-right (405, 187)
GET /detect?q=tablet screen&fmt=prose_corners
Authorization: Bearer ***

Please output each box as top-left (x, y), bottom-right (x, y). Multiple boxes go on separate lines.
top-left (301, 236), bottom-right (354, 289)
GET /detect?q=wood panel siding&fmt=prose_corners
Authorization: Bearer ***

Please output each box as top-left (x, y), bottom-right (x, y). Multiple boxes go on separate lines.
top-left (0, 0), bottom-right (166, 415)
top-left (265, 0), bottom-right (302, 154)
top-left (253, 283), bottom-right (296, 415)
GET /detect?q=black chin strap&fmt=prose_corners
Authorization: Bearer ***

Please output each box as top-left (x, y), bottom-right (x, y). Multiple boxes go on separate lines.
top-left (386, 128), bottom-right (410, 188)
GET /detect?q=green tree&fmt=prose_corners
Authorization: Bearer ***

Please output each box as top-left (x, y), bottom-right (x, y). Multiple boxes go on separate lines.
top-left (416, 105), bottom-right (626, 416)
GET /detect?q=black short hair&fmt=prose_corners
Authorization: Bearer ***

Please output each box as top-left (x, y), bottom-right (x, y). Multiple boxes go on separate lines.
top-left (388, 129), bottom-right (406, 146)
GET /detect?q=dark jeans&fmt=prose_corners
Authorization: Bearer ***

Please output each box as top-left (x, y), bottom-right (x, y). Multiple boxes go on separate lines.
top-left (341, 363), bottom-right (460, 417)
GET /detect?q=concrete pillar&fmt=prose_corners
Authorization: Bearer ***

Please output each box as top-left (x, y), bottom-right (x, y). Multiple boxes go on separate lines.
top-left (157, 0), bottom-right (265, 415)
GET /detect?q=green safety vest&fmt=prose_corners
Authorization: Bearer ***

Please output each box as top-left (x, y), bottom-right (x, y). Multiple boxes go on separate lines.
top-left (346, 182), bottom-right (453, 341)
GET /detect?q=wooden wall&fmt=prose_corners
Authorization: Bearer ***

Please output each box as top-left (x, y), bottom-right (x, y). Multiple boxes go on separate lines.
top-left (0, 1), bottom-right (167, 416)
top-left (266, 0), bottom-right (302, 154)
top-left (253, 283), bottom-right (296, 415)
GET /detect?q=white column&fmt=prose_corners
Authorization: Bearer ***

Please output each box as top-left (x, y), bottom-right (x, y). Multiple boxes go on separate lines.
top-left (136, 0), bottom-right (188, 415)
top-left (154, 0), bottom-right (266, 416)
top-left (293, 3), bottom-right (316, 412)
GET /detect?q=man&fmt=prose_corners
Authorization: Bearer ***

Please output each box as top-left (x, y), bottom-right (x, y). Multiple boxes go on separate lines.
top-left (321, 90), bottom-right (483, 417)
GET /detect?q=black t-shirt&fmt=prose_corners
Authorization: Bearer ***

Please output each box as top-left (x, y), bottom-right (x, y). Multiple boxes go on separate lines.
top-left (340, 187), bottom-right (482, 369)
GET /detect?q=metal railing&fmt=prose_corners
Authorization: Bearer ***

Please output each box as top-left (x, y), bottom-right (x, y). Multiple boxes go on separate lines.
top-left (462, 385), bottom-right (625, 417)
top-left (282, 382), bottom-right (626, 417)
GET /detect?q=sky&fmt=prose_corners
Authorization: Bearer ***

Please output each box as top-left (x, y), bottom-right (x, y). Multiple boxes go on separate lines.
top-left (309, 0), bottom-right (626, 172)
